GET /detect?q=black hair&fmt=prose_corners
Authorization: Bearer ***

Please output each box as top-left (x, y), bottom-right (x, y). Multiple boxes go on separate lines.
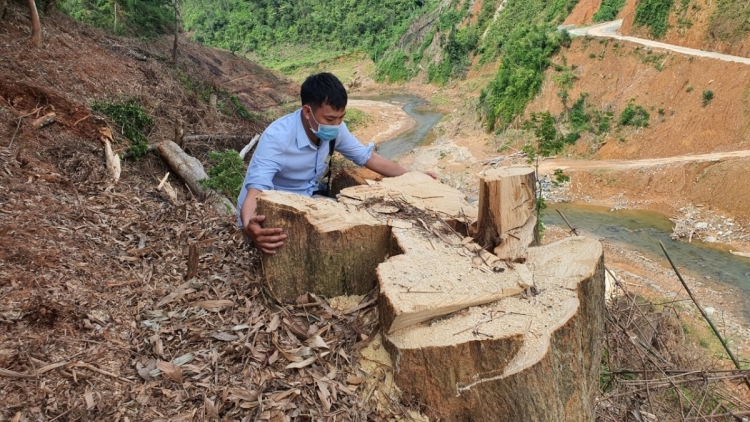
top-left (300, 72), bottom-right (347, 110)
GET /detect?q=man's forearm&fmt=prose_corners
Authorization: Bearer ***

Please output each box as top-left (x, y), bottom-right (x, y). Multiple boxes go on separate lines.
top-left (364, 153), bottom-right (408, 177)
top-left (240, 188), bottom-right (261, 227)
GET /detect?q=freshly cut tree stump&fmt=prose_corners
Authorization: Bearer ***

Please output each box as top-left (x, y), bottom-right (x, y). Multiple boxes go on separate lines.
top-left (382, 236), bottom-right (605, 421)
top-left (338, 172), bottom-right (530, 333)
top-left (378, 229), bottom-right (531, 333)
top-left (475, 166), bottom-right (536, 257)
top-left (256, 190), bottom-right (394, 303)
top-left (330, 167), bottom-right (382, 197)
top-left (339, 172), bottom-right (477, 221)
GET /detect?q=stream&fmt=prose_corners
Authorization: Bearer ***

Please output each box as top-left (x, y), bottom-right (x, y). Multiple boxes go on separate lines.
top-left (351, 95), bottom-right (444, 160)
top-left (365, 95), bottom-right (750, 316)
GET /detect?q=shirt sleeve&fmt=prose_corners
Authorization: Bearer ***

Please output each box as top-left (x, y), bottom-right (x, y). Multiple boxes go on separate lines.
top-left (334, 122), bottom-right (374, 166)
top-left (244, 130), bottom-right (285, 192)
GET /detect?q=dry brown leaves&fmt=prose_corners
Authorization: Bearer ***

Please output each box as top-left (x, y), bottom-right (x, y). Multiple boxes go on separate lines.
top-left (0, 140), bottom-right (421, 420)
top-left (597, 276), bottom-right (750, 421)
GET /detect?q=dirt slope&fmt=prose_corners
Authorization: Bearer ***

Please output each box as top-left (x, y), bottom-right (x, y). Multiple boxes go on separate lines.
top-left (518, 36), bottom-right (750, 222)
top-left (0, 6), bottom-right (384, 422)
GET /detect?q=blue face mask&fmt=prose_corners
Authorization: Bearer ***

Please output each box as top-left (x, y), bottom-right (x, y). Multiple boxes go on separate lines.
top-left (307, 107), bottom-right (340, 142)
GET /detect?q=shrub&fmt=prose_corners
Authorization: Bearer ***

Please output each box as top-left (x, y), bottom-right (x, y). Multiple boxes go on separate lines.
top-left (92, 98), bottom-right (153, 160)
top-left (201, 150), bottom-right (245, 199)
top-left (702, 90), bottom-right (714, 106)
top-left (619, 101), bottom-right (650, 128)
top-left (634, 0), bottom-right (673, 38)
top-left (593, 0), bottom-right (626, 22)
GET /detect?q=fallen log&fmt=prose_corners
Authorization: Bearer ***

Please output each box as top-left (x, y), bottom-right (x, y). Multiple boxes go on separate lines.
top-left (157, 140), bottom-right (234, 214)
top-left (182, 134), bottom-right (258, 143)
top-left (31, 112), bottom-right (55, 129)
top-left (256, 190), bottom-right (395, 303)
top-left (383, 236), bottom-right (605, 421)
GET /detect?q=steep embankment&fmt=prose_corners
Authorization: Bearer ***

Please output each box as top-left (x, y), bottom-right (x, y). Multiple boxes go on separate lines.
top-left (566, 0), bottom-right (750, 58)
top-left (523, 35), bottom-right (750, 223)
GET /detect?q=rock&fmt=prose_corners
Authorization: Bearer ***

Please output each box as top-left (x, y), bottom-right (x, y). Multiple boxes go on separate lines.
top-left (704, 307), bottom-right (715, 315)
top-left (695, 222), bottom-right (708, 230)
top-left (703, 236), bottom-right (717, 243)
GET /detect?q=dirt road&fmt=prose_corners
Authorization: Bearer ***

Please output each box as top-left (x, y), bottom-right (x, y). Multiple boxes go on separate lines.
top-left (565, 19), bottom-right (750, 65)
top-left (540, 149), bottom-right (750, 173)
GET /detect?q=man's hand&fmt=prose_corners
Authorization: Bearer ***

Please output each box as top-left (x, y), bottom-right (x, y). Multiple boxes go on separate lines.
top-left (243, 215), bottom-right (287, 255)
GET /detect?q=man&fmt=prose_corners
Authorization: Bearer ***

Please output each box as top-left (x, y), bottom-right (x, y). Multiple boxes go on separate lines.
top-left (238, 72), bottom-right (416, 255)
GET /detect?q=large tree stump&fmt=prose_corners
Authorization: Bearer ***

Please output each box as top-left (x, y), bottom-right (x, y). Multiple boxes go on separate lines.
top-left (382, 236), bottom-right (605, 421)
top-left (256, 190), bottom-right (395, 303)
top-left (475, 166), bottom-right (536, 259)
top-left (330, 167), bottom-right (382, 198)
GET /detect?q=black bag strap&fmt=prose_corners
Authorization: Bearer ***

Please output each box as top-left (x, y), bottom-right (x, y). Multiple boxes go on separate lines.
top-left (319, 139), bottom-right (335, 197)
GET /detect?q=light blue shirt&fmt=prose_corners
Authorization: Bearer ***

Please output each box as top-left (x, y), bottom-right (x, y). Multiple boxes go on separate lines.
top-left (237, 109), bottom-right (375, 226)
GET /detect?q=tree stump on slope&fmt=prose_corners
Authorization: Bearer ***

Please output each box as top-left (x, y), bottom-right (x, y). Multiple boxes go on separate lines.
top-left (382, 236), bottom-right (605, 421)
top-left (256, 190), bottom-right (395, 303)
top-left (475, 166), bottom-right (536, 260)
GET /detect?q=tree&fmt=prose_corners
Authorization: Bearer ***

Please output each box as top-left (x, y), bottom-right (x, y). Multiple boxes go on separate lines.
top-left (171, 0), bottom-right (180, 62)
top-left (522, 111), bottom-right (564, 244)
top-left (28, 0), bottom-right (41, 47)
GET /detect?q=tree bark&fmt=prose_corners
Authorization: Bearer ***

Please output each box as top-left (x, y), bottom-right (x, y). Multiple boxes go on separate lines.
top-left (383, 236), bottom-right (605, 421)
top-left (157, 140), bottom-right (234, 214)
top-left (171, 0), bottom-right (179, 63)
top-left (182, 134), bottom-right (257, 143)
top-left (28, 0), bottom-right (41, 47)
top-left (256, 190), bottom-right (394, 303)
top-left (475, 166), bottom-right (536, 257)
top-left (158, 141), bottom-right (209, 199)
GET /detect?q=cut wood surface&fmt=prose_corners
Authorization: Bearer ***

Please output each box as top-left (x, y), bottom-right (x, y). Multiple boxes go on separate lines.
top-left (256, 190), bottom-right (394, 303)
top-left (475, 166), bottom-right (535, 250)
top-left (378, 229), bottom-right (531, 333)
top-left (30, 112), bottom-right (55, 129)
top-left (493, 214), bottom-right (536, 260)
top-left (339, 171), bottom-right (477, 221)
top-left (383, 236), bottom-right (605, 421)
top-left (330, 166), bottom-right (383, 197)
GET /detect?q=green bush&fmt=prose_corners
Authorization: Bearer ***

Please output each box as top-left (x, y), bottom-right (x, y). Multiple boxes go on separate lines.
top-left (619, 101), bottom-right (650, 128)
top-left (92, 98), bottom-right (153, 159)
top-left (702, 90), bottom-right (714, 106)
top-left (375, 50), bottom-right (414, 83)
top-left (201, 150), bottom-right (245, 199)
top-left (634, 0), bottom-right (673, 38)
top-left (479, 25), bottom-right (566, 131)
top-left (593, 0), bottom-right (626, 22)
top-left (345, 108), bottom-right (372, 131)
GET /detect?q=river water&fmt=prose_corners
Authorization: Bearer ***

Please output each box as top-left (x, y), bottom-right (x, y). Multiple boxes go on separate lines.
top-left (351, 95), bottom-right (443, 160)
top-left (366, 96), bottom-right (750, 309)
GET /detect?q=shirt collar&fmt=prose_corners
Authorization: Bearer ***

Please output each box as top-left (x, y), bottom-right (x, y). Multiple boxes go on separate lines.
top-left (295, 109), bottom-right (317, 150)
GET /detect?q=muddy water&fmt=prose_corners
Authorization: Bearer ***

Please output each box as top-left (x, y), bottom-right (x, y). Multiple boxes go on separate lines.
top-left (544, 203), bottom-right (750, 298)
top-left (351, 95), bottom-right (443, 160)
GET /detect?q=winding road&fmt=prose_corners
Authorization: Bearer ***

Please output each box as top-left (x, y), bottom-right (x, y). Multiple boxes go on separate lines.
top-left (541, 20), bottom-right (750, 173)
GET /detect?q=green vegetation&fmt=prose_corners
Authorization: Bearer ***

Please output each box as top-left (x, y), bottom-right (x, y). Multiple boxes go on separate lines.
top-left (175, 71), bottom-right (260, 121)
top-left (635, 48), bottom-right (668, 71)
top-left (201, 150), bottom-right (245, 199)
top-left (479, 25), bottom-right (569, 131)
top-left (180, 0), bottom-right (433, 60)
top-left (593, 0), bottom-right (626, 22)
top-left (344, 108), bottom-right (371, 131)
top-left (522, 111), bottom-right (565, 243)
top-left (619, 100), bottom-right (650, 128)
top-left (686, 85), bottom-right (694, 92)
top-left (709, 0), bottom-right (750, 43)
top-left (702, 90), bottom-right (714, 106)
top-left (634, 0), bottom-right (673, 38)
top-left (58, 0), bottom-right (174, 37)
top-left (92, 98), bottom-right (153, 159)
top-left (479, 0), bottom-right (578, 62)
